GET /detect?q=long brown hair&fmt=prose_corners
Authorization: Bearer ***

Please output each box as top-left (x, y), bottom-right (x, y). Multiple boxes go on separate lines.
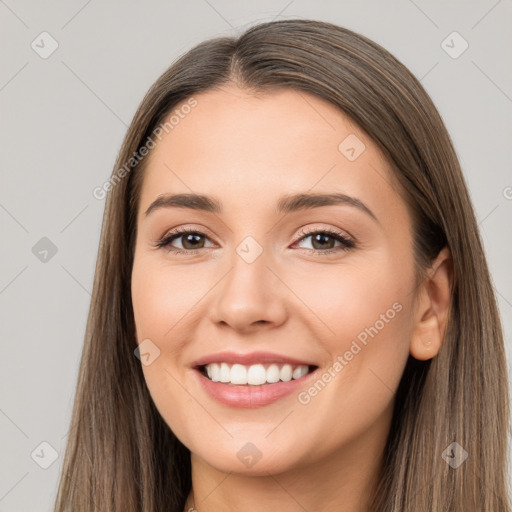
top-left (54, 19), bottom-right (511, 511)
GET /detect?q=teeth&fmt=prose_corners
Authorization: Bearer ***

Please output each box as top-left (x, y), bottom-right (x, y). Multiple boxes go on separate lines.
top-left (247, 364), bottom-right (267, 385)
top-left (219, 362), bottom-right (230, 383)
top-left (209, 363), bottom-right (220, 382)
top-left (230, 364), bottom-right (247, 384)
top-left (203, 362), bottom-right (311, 385)
top-left (280, 364), bottom-right (293, 382)
top-left (266, 364), bottom-right (280, 383)
top-left (292, 365), bottom-right (308, 379)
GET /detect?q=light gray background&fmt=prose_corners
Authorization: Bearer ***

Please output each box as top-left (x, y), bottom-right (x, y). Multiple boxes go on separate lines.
top-left (1, 1), bottom-right (511, 510)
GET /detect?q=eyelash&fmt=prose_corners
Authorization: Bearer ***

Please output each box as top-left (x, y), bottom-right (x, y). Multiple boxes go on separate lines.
top-left (154, 226), bottom-right (356, 256)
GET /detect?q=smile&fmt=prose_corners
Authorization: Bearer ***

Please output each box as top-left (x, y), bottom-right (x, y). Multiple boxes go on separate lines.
top-left (191, 351), bottom-right (320, 408)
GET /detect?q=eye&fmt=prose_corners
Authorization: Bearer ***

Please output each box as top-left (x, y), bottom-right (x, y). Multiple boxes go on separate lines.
top-left (154, 226), bottom-right (356, 255)
top-left (293, 228), bottom-right (355, 255)
top-left (154, 227), bottom-right (215, 255)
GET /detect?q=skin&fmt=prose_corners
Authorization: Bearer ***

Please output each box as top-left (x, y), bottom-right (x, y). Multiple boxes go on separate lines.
top-left (131, 85), bottom-right (452, 512)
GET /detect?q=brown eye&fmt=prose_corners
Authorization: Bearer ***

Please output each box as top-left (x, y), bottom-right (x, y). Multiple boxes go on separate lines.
top-left (310, 233), bottom-right (336, 250)
top-left (155, 228), bottom-right (214, 254)
top-left (177, 233), bottom-right (205, 250)
top-left (294, 229), bottom-right (355, 254)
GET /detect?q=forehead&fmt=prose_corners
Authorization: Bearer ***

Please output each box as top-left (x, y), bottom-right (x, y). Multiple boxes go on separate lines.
top-left (137, 85), bottom-right (408, 230)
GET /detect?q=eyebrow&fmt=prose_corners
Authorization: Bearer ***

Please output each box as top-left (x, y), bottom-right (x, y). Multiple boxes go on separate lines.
top-left (144, 192), bottom-right (379, 224)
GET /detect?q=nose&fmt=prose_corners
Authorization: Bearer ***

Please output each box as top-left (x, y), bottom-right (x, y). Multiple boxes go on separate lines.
top-left (209, 243), bottom-right (288, 334)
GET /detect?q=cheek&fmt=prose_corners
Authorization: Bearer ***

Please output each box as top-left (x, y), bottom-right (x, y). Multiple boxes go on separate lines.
top-left (295, 252), bottom-right (414, 404)
top-left (294, 252), bottom-right (413, 349)
top-left (287, 262), bottom-right (413, 458)
top-left (131, 255), bottom-right (206, 341)
top-left (131, 254), bottom-right (220, 427)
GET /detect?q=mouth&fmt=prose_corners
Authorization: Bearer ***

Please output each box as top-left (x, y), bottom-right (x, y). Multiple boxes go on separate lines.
top-left (191, 352), bottom-right (320, 408)
top-left (196, 362), bottom-right (318, 386)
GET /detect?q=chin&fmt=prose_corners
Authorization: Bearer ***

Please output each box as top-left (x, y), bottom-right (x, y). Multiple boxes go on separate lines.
top-left (188, 435), bottom-right (311, 477)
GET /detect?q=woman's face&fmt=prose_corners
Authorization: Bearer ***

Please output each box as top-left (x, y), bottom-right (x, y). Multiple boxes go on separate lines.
top-left (131, 85), bottom-right (418, 475)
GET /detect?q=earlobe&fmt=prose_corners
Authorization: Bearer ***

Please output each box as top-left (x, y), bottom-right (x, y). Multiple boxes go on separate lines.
top-left (410, 313), bottom-right (443, 360)
top-left (409, 247), bottom-right (453, 361)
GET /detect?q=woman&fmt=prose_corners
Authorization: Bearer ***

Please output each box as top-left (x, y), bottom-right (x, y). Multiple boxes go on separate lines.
top-left (54, 19), bottom-right (511, 512)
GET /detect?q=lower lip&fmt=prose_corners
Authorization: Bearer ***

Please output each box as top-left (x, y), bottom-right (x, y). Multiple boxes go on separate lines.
top-left (195, 368), bottom-right (317, 408)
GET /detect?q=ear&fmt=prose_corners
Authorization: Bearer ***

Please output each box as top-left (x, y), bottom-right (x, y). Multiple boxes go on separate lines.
top-left (410, 246), bottom-right (453, 361)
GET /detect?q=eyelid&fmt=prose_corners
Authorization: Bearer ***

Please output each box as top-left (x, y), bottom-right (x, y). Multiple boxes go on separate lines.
top-left (292, 225), bottom-right (354, 244)
top-left (154, 225), bottom-right (217, 250)
top-left (157, 224), bottom-right (216, 242)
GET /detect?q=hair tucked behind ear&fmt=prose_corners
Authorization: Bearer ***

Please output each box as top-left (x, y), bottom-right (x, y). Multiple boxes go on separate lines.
top-left (53, 19), bottom-right (510, 512)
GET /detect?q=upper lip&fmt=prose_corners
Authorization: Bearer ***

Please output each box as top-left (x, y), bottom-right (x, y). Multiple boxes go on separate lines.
top-left (191, 351), bottom-right (317, 368)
